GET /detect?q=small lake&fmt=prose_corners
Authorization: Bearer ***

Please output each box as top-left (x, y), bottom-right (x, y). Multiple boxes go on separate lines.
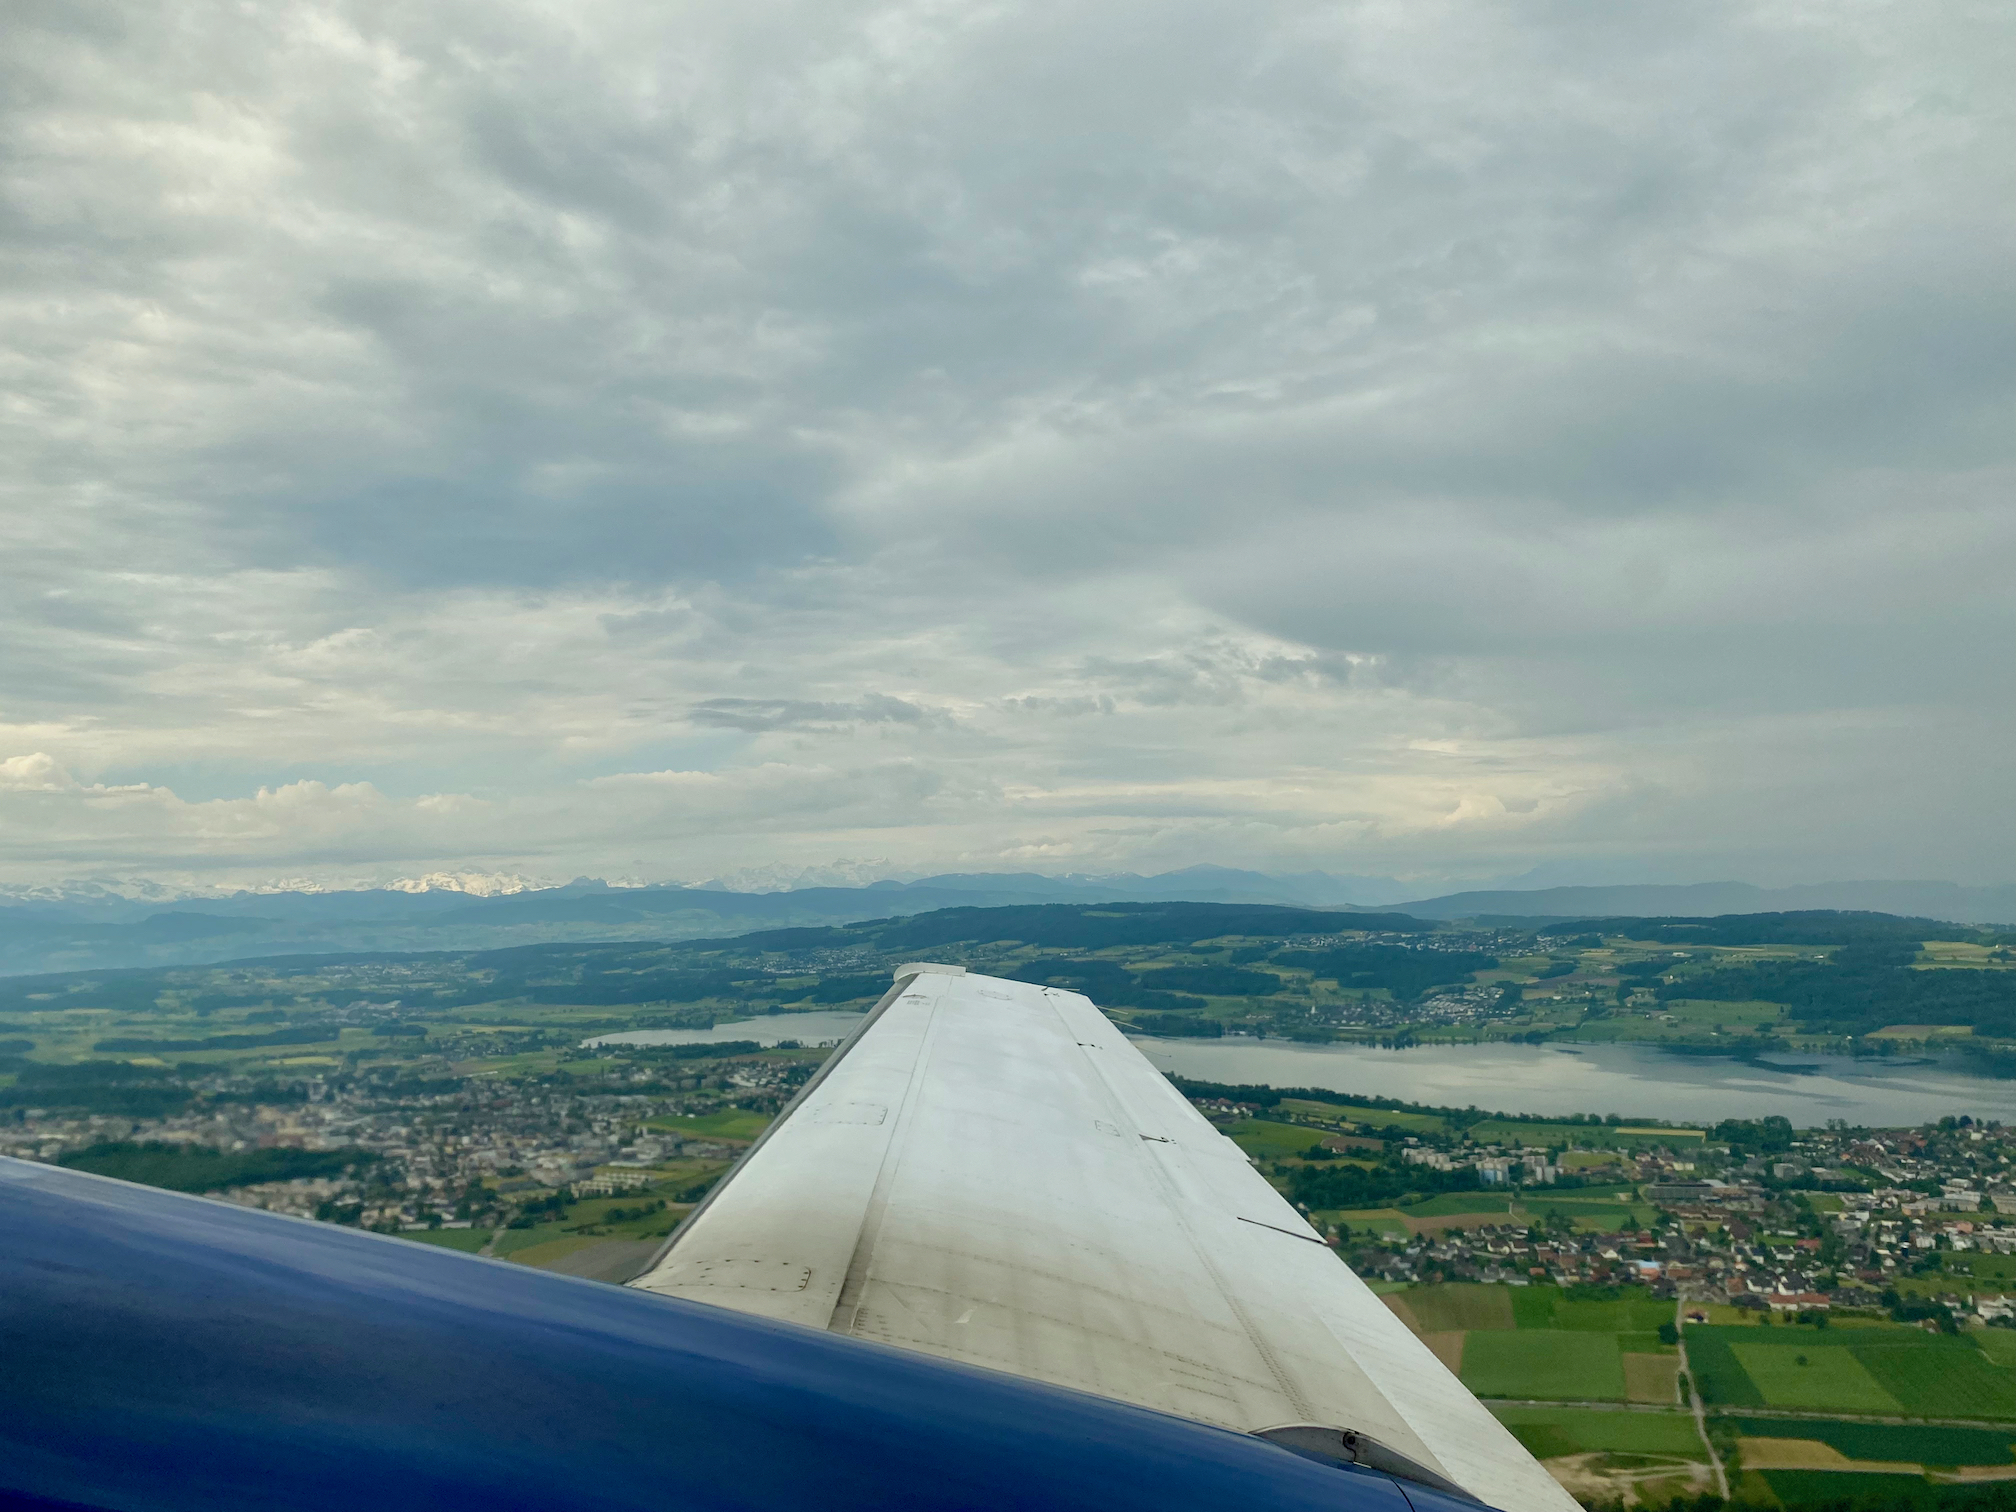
top-left (1131, 1037), bottom-right (2016, 1128)
top-left (586, 1012), bottom-right (2016, 1128)
top-left (583, 1011), bottom-right (867, 1050)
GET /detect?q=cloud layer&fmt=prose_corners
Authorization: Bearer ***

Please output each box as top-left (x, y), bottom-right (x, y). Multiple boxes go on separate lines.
top-left (2, 0), bottom-right (2010, 890)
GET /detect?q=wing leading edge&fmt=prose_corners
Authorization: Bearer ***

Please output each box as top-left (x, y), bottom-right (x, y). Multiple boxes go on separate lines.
top-left (631, 965), bottom-right (1578, 1512)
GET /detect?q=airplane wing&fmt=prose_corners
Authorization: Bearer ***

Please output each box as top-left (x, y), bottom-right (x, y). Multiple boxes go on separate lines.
top-left (631, 964), bottom-right (1578, 1512)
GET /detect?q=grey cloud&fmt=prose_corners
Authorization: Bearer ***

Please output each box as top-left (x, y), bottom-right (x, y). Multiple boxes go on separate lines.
top-left (687, 695), bottom-right (936, 732)
top-left (0, 0), bottom-right (2009, 889)
top-left (1001, 695), bottom-right (1117, 719)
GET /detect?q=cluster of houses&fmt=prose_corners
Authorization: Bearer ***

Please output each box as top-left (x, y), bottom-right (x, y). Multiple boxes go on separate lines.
top-left (2, 1054), bottom-right (807, 1232)
top-left (1343, 1121), bottom-right (2016, 1326)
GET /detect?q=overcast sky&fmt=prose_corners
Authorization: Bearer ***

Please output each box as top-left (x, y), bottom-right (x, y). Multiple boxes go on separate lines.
top-left (2, 0), bottom-right (2010, 894)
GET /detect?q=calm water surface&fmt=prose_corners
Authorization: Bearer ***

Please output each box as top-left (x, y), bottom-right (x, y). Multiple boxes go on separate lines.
top-left (583, 1010), bottom-right (867, 1050)
top-left (1130, 1036), bottom-right (2016, 1128)
top-left (588, 1012), bottom-right (2016, 1127)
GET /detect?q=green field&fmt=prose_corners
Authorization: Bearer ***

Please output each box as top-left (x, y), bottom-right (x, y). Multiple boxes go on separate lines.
top-left (1683, 1328), bottom-right (1768, 1406)
top-left (1943, 1253), bottom-right (2016, 1284)
top-left (1689, 1325), bottom-right (2016, 1419)
top-left (502, 1234), bottom-right (611, 1269)
top-left (1859, 1342), bottom-right (2016, 1418)
top-left (397, 1227), bottom-right (492, 1253)
top-left (1396, 1283), bottom-right (1516, 1332)
top-left (1462, 1329), bottom-right (1626, 1400)
top-left (1518, 1194), bottom-right (1657, 1230)
top-left (1663, 1000), bottom-right (1787, 1029)
top-left (1491, 1405), bottom-right (1706, 1459)
top-left (648, 1108), bottom-right (771, 1141)
top-left (1972, 1328), bottom-right (2016, 1368)
top-left (1540, 1184), bottom-right (1643, 1202)
top-left (1504, 1285), bottom-right (1672, 1334)
top-left (1274, 1099), bottom-right (1448, 1135)
top-left (1223, 1118), bottom-right (1324, 1158)
top-left (1732, 1342), bottom-right (1901, 1412)
top-left (569, 1201), bottom-right (682, 1240)
top-left (1555, 1297), bottom-right (1676, 1333)
top-left (1619, 1329), bottom-right (1675, 1355)
top-left (491, 1210), bottom-right (677, 1256)
top-left (1386, 1283), bottom-right (1685, 1399)
top-left (493, 1221), bottom-right (572, 1257)
top-left (1756, 1469), bottom-right (1935, 1507)
top-left (1725, 1417), bottom-right (2016, 1467)
top-left (1395, 1192), bottom-right (1520, 1218)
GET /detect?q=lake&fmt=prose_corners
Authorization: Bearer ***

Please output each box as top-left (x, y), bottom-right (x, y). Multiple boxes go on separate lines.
top-left (1132, 1036), bottom-right (2016, 1128)
top-left (586, 1013), bottom-right (2016, 1127)
top-left (583, 1011), bottom-right (868, 1050)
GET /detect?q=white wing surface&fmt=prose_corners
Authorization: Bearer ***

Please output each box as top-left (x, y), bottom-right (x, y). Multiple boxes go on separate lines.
top-left (630, 965), bottom-right (1577, 1512)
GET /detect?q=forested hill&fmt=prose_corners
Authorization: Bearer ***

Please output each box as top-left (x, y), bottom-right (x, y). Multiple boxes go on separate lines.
top-left (854, 901), bottom-right (1430, 950)
top-left (5, 903), bottom-right (2014, 1067)
top-left (5, 869), bottom-right (2009, 978)
top-left (1561, 912), bottom-right (2016, 1039)
top-left (1555, 912), bottom-right (1981, 947)
top-left (0, 899), bottom-right (1419, 1020)
top-left (0, 882), bottom-right (1409, 977)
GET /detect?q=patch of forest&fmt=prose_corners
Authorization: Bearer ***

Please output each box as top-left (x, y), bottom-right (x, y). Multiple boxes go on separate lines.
top-left (56, 1140), bottom-right (378, 1192)
top-left (1660, 951), bottom-right (2016, 1036)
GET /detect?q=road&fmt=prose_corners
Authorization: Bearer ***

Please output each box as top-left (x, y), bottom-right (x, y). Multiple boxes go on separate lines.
top-left (1485, 1400), bottom-right (2016, 1433)
top-left (1674, 1300), bottom-right (1728, 1498)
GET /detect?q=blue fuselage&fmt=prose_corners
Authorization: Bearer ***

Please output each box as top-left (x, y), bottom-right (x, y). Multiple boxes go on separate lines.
top-left (1, 1159), bottom-right (1479, 1512)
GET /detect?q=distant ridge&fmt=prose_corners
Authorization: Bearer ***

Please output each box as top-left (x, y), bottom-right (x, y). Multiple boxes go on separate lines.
top-left (1386, 880), bottom-right (2016, 926)
top-left (0, 869), bottom-right (2007, 978)
top-left (0, 872), bottom-right (1383, 976)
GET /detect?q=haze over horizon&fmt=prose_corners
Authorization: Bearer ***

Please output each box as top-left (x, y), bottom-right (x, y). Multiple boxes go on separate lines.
top-left (5, 2), bottom-right (2010, 895)
top-left (6, 864), bottom-right (2016, 919)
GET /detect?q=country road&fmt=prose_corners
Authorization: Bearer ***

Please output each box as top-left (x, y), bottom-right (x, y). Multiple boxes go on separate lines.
top-left (1674, 1300), bottom-right (1727, 1498)
top-left (1485, 1399), bottom-right (2016, 1433)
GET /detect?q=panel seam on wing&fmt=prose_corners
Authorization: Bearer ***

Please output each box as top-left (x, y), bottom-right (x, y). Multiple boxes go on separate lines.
top-left (826, 978), bottom-right (949, 1337)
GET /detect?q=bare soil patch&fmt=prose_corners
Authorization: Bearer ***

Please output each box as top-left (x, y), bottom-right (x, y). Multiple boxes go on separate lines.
top-left (1623, 1353), bottom-right (1681, 1404)
top-left (1422, 1331), bottom-right (1465, 1374)
top-left (1382, 1292), bottom-right (1423, 1332)
top-left (1737, 1438), bottom-right (1923, 1475)
top-left (1545, 1452), bottom-right (1713, 1508)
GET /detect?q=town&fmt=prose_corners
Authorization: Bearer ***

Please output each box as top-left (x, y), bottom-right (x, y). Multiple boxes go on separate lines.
top-left (13, 1039), bottom-right (2016, 1324)
top-left (1, 1039), bottom-right (824, 1276)
top-left (1207, 1099), bottom-right (2016, 1326)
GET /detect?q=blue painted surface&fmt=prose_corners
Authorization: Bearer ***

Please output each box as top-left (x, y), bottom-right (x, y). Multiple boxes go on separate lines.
top-left (0, 1159), bottom-right (1441, 1512)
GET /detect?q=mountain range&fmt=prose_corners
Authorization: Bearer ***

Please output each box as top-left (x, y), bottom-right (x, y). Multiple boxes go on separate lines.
top-left (0, 867), bottom-right (2009, 978)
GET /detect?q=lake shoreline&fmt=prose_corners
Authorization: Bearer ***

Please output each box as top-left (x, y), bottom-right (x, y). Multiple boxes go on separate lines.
top-left (1126, 1035), bottom-right (2016, 1128)
top-left (585, 1012), bottom-right (2016, 1128)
